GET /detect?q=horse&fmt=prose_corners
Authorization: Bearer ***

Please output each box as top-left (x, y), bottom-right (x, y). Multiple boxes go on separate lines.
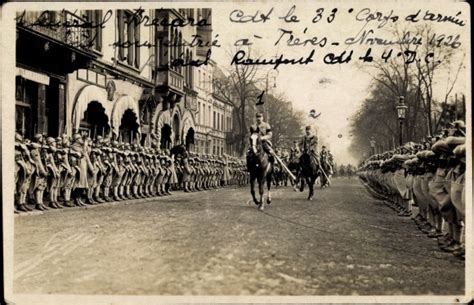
top-left (246, 133), bottom-right (273, 211)
top-left (287, 150), bottom-right (301, 190)
top-left (319, 155), bottom-right (332, 188)
top-left (299, 151), bottom-right (320, 200)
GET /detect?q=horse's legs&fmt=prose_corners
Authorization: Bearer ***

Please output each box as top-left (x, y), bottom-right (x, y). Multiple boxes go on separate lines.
top-left (299, 176), bottom-right (305, 192)
top-left (258, 176), bottom-right (264, 210)
top-left (250, 175), bottom-right (259, 205)
top-left (307, 176), bottom-right (314, 200)
top-left (266, 172), bottom-right (272, 204)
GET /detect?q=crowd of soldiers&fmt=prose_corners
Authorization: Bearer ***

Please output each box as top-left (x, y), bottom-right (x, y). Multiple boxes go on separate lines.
top-left (14, 132), bottom-right (249, 213)
top-left (358, 120), bottom-right (466, 260)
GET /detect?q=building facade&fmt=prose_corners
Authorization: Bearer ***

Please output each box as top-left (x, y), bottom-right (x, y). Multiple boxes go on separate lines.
top-left (15, 8), bottom-right (237, 154)
top-left (194, 60), bottom-right (236, 156)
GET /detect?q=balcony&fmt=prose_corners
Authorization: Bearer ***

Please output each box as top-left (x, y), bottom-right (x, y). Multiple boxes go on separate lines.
top-left (16, 10), bottom-right (100, 53)
top-left (156, 68), bottom-right (184, 95)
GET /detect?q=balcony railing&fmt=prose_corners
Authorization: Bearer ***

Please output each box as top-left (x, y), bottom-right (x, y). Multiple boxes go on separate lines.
top-left (16, 10), bottom-right (98, 52)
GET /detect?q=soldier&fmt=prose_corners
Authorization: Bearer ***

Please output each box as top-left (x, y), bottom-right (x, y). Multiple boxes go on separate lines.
top-left (86, 146), bottom-right (101, 204)
top-left (248, 113), bottom-right (275, 167)
top-left (182, 153), bottom-right (192, 192)
top-left (300, 126), bottom-right (318, 158)
top-left (93, 136), bottom-right (106, 203)
top-left (70, 133), bottom-right (89, 206)
top-left (15, 134), bottom-right (35, 212)
top-left (45, 137), bottom-right (63, 209)
top-left (65, 148), bottom-right (82, 207)
top-left (29, 134), bottom-right (49, 211)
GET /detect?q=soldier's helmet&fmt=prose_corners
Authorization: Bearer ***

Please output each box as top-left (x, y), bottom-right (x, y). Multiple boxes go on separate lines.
top-left (34, 133), bottom-right (43, 142)
top-left (451, 120), bottom-right (466, 130)
top-left (72, 133), bottom-right (82, 142)
top-left (46, 137), bottom-right (56, 146)
top-left (15, 133), bottom-right (23, 142)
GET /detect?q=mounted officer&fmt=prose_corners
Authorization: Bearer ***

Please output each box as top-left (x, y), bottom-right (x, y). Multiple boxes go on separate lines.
top-left (300, 126), bottom-right (318, 159)
top-left (248, 112), bottom-right (275, 167)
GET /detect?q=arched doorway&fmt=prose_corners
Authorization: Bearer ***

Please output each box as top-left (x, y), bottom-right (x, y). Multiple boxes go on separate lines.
top-left (80, 101), bottom-right (110, 138)
top-left (119, 109), bottom-right (139, 143)
top-left (161, 124), bottom-right (172, 149)
top-left (185, 128), bottom-right (195, 151)
top-left (172, 114), bottom-right (180, 145)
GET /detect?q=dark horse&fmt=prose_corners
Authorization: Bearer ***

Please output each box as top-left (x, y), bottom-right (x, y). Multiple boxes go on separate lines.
top-left (319, 155), bottom-right (332, 188)
top-left (299, 152), bottom-right (320, 200)
top-left (246, 133), bottom-right (273, 211)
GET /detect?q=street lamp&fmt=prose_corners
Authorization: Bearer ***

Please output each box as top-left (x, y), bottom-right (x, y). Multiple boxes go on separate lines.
top-left (396, 96), bottom-right (408, 146)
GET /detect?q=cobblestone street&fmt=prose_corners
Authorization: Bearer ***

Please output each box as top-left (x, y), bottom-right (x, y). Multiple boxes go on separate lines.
top-left (13, 178), bottom-right (464, 295)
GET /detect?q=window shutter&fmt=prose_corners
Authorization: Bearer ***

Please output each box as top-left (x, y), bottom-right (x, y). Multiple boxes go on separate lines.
top-left (134, 17), bottom-right (140, 68)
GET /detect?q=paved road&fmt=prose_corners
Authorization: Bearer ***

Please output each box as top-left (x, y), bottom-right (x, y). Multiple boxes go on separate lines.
top-left (13, 178), bottom-right (464, 295)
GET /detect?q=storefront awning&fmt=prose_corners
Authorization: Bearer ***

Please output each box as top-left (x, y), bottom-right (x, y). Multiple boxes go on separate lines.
top-left (16, 67), bottom-right (50, 85)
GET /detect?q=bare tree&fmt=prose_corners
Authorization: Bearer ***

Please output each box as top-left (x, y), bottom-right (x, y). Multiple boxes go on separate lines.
top-left (213, 46), bottom-right (264, 155)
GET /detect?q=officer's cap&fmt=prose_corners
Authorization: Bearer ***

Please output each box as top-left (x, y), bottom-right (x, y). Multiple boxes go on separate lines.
top-left (256, 112), bottom-right (263, 118)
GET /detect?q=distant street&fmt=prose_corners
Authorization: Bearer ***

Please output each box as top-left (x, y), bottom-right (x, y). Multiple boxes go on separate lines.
top-left (14, 178), bottom-right (464, 295)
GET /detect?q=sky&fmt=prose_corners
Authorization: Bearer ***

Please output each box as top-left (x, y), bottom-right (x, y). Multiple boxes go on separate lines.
top-left (208, 1), bottom-right (469, 165)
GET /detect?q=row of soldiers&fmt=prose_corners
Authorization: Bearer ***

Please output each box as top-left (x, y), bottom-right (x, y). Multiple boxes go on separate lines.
top-left (358, 120), bottom-right (466, 260)
top-left (14, 132), bottom-right (249, 213)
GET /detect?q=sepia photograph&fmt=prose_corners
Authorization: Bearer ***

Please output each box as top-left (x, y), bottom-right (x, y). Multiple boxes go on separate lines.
top-left (1, 0), bottom-right (472, 304)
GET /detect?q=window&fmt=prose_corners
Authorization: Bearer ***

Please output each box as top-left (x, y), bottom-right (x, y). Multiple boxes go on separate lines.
top-left (213, 111), bottom-right (216, 129)
top-left (85, 10), bottom-right (102, 52)
top-left (208, 106), bottom-right (211, 126)
top-left (117, 10), bottom-right (140, 69)
top-left (202, 103), bottom-right (205, 125)
top-left (197, 102), bottom-right (201, 124)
